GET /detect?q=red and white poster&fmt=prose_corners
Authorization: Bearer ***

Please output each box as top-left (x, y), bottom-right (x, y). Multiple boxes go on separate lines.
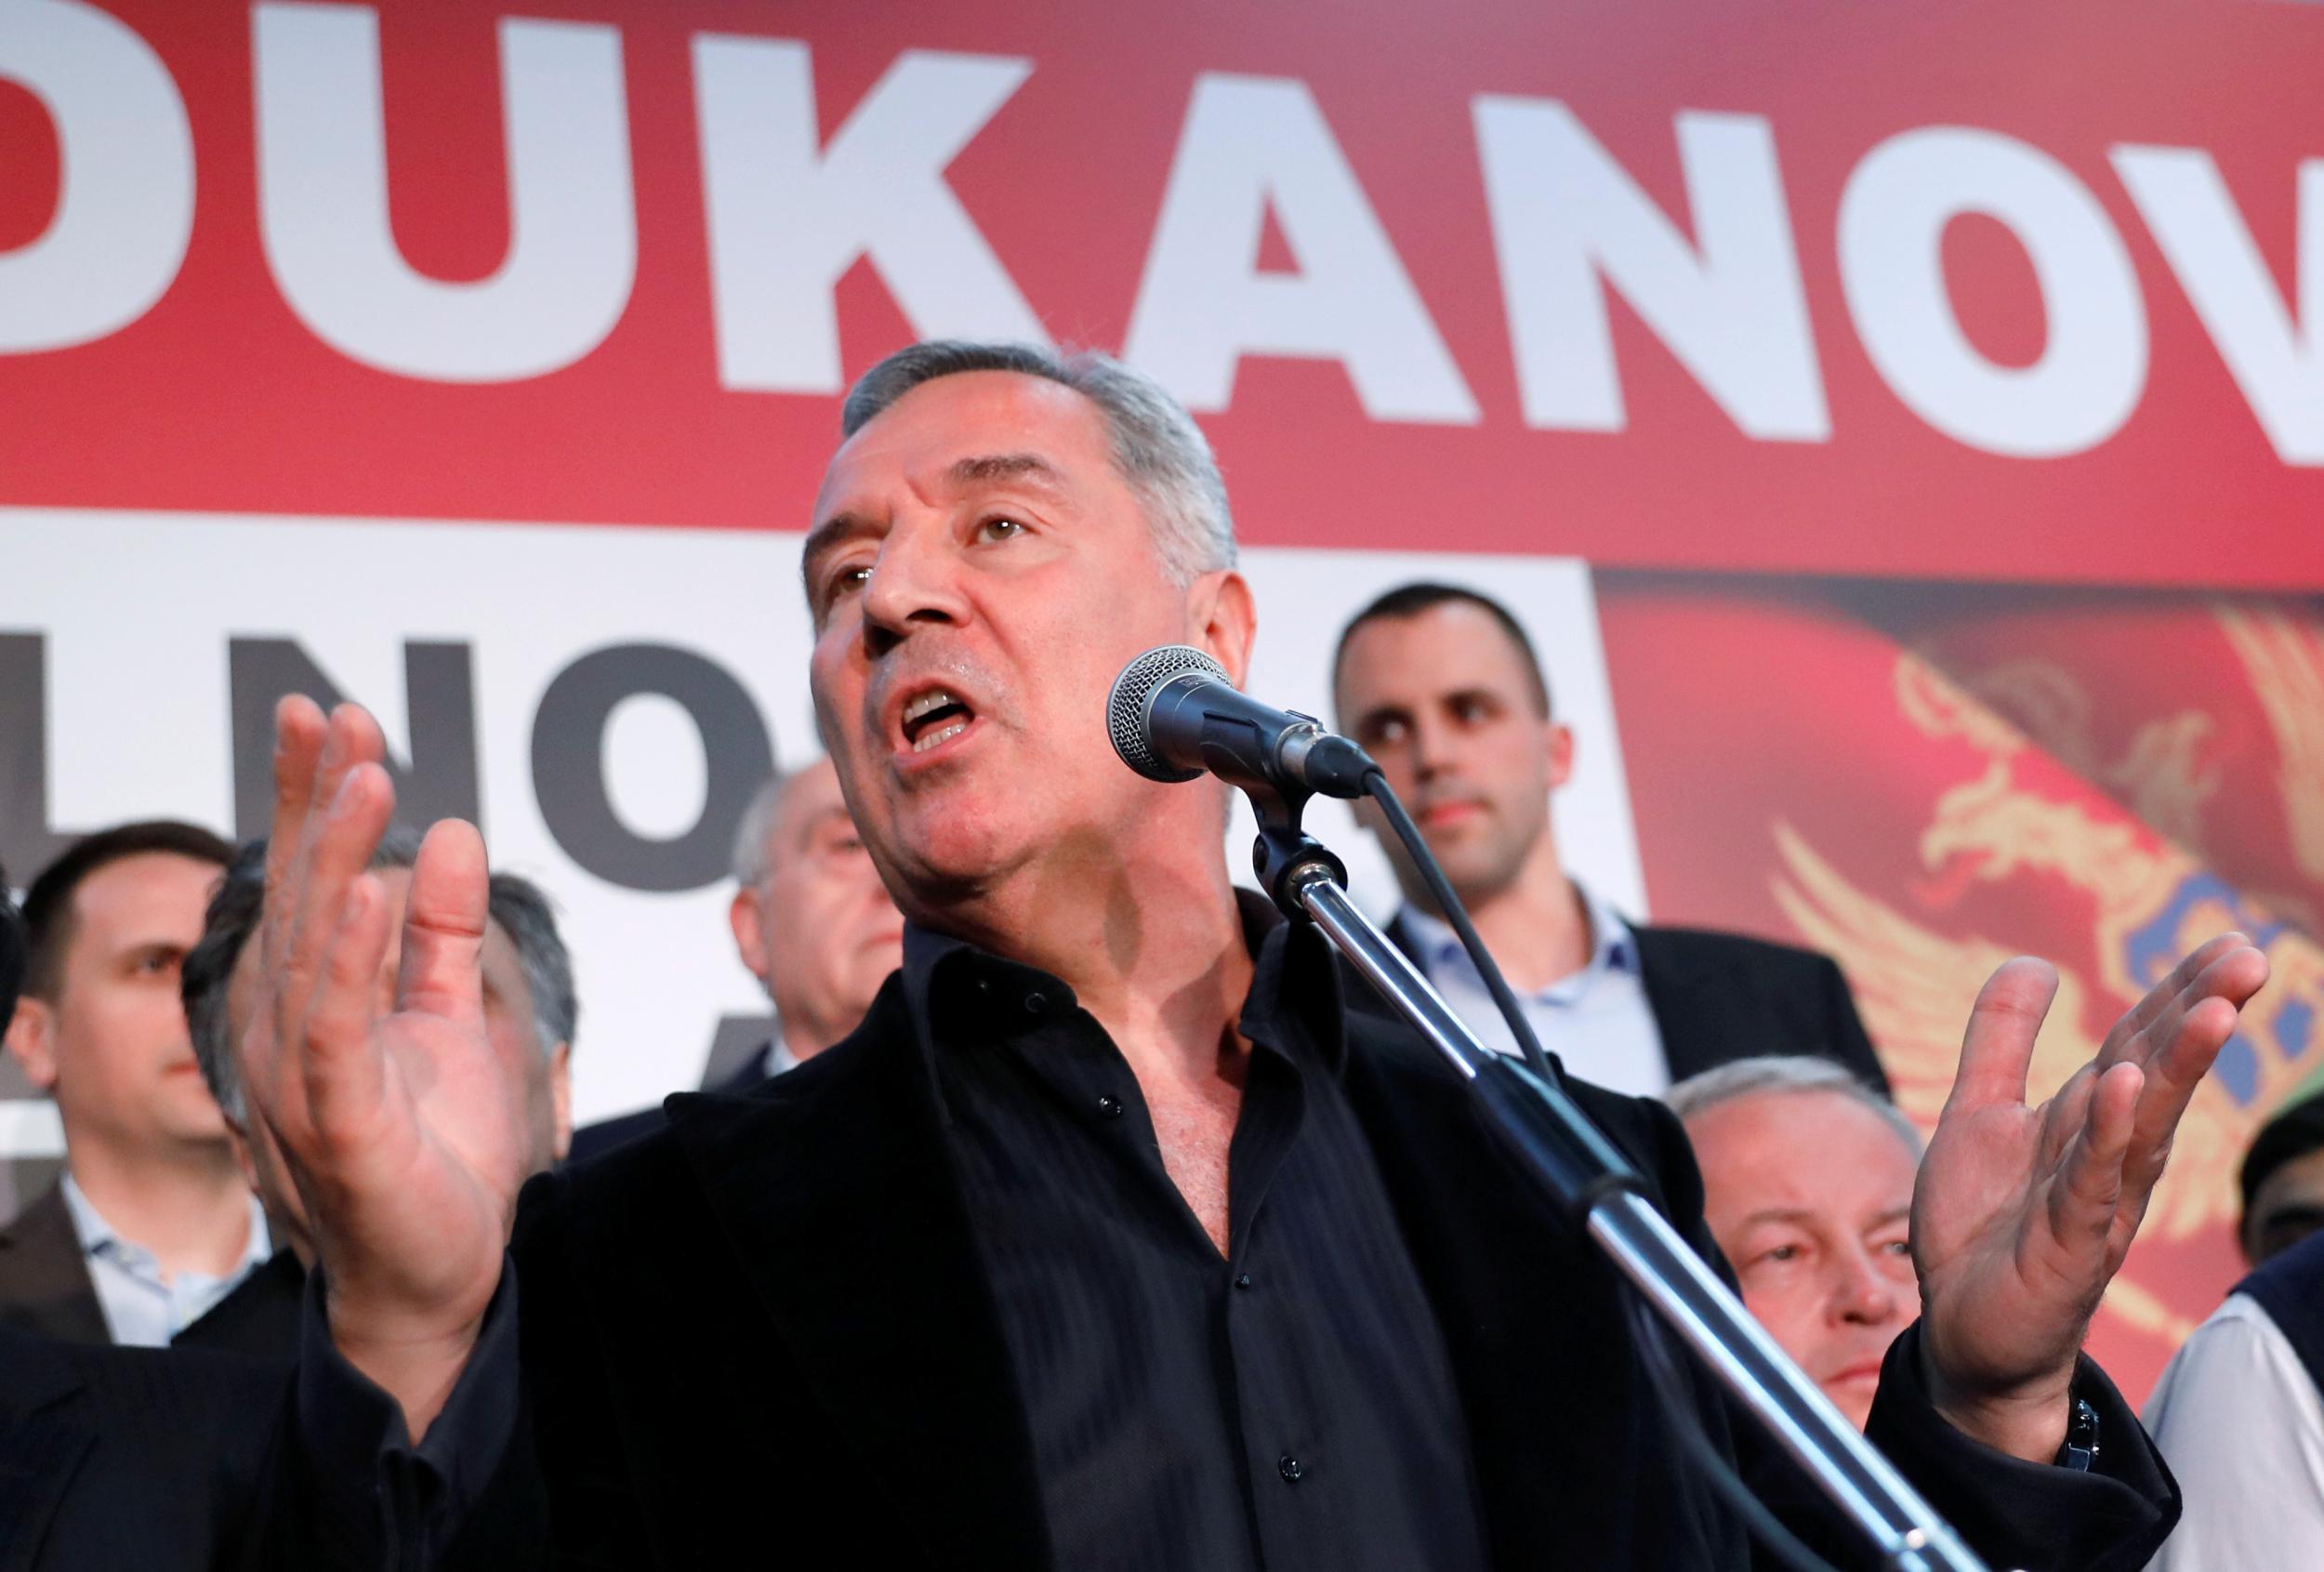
top-left (4, 0), bottom-right (2322, 1397)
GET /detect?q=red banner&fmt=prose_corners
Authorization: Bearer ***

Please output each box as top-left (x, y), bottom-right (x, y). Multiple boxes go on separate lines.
top-left (1, 0), bottom-right (2322, 584)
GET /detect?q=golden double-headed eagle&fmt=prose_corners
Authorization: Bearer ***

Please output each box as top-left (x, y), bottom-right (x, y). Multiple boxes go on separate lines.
top-left (1770, 606), bottom-right (2324, 1347)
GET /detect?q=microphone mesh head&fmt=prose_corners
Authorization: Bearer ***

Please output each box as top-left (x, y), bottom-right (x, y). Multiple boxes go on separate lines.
top-left (1107, 644), bottom-right (1229, 782)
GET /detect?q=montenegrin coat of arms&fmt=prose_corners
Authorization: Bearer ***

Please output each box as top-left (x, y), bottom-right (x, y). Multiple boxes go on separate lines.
top-left (1768, 603), bottom-right (2324, 1372)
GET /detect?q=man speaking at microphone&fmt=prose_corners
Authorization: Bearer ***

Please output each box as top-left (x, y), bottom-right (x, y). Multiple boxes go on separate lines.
top-left (245, 342), bottom-right (2261, 1569)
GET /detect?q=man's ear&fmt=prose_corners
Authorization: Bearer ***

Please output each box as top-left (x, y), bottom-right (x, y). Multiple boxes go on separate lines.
top-left (1187, 570), bottom-right (1258, 687)
top-left (4, 997), bottom-right (59, 1092)
top-left (1545, 720), bottom-right (1577, 792)
top-left (729, 890), bottom-right (770, 984)
top-left (547, 1041), bottom-right (574, 1162)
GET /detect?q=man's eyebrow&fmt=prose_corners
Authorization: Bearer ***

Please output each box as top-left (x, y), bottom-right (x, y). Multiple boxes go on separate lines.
top-left (802, 510), bottom-right (868, 565)
top-left (1738, 1208), bottom-right (1817, 1226)
top-left (946, 452), bottom-right (1063, 489)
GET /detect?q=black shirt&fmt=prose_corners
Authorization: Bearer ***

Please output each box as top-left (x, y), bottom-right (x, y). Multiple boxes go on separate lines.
top-left (909, 894), bottom-right (1489, 1572)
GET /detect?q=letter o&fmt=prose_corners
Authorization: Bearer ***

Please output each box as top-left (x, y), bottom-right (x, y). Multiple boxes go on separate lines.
top-left (531, 643), bottom-right (774, 892)
top-left (1838, 128), bottom-right (2147, 457)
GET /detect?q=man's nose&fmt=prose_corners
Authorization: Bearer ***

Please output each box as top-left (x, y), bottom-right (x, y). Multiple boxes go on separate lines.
top-left (1829, 1246), bottom-right (1908, 1326)
top-left (860, 517), bottom-right (970, 643)
top-left (1407, 714), bottom-right (1451, 778)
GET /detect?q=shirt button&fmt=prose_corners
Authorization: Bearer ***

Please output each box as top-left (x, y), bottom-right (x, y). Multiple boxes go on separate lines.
top-left (1277, 1455), bottom-right (1305, 1483)
top-left (1234, 1273), bottom-right (1253, 1289)
top-left (1023, 991), bottom-right (1049, 1016)
top-left (1095, 1093), bottom-right (1125, 1119)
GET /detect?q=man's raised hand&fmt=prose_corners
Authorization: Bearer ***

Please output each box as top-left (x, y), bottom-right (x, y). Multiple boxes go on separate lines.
top-left (244, 697), bottom-right (526, 1435)
top-left (1911, 934), bottom-right (2269, 1460)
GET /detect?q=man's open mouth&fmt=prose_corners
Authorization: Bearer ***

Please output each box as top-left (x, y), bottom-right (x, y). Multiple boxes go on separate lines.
top-left (902, 689), bottom-right (976, 753)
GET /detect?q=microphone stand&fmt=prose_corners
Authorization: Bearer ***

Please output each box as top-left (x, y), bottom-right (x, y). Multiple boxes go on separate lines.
top-left (1238, 786), bottom-right (1993, 1572)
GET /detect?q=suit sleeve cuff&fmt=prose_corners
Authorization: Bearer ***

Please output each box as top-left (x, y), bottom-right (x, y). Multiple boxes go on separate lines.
top-left (296, 1259), bottom-right (522, 1560)
top-left (1867, 1321), bottom-right (2180, 1572)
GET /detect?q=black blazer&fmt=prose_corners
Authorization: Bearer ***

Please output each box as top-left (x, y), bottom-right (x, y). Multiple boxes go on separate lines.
top-left (0, 1326), bottom-right (290, 1571)
top-left (1388, 909), bottom-right (1891, 1093)
top-left (271, 971), bottom-right (2171, 1571)
top-left (0, 1184), bottom-right (106, 1345)
top-left (565, 1055), bottom-right (771, 1166)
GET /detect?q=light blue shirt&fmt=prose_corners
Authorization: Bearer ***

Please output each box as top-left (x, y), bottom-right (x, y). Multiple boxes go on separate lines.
top-left (59, 1172), bottom-right (271, 1348)
top-left (1399, 881), bottom-right (1671, 1098)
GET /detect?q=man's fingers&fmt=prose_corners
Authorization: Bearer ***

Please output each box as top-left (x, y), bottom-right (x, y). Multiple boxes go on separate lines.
top-left (2045, 1060), bottom-right (2143, 1254)
top-left (1944, 957), bottom-right (2061, 1116)
top-left (2119, 944), bottom-right (2271, 1172)
top-left (2034, 1065), bottom-right (2098, 1173)
top-left (274, 763), bottom-right (395, 1070)
top-left (266, 704), bottom-right (390, 996)
top-left (300, 868), bottom-right (395, 1156)
top-left (2097, 932), bottom-right (2252, 1070)
top-left (258, 695), bottom-right (328, 967)
top-left (396, 819), bottom-right (491, 1034)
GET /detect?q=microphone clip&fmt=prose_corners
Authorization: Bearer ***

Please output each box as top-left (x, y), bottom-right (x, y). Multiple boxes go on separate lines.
top-left (1242, 765), bottom-right (1348, 925)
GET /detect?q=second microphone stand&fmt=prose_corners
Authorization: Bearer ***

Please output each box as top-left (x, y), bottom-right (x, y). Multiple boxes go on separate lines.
top-left (1238, 779), bottom-right (1994, 1572)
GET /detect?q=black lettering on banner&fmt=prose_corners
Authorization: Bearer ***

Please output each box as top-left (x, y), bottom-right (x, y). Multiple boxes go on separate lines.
top-left (531, 643), bottom-right (775, 892)
top-left (229, 639), bottom-right (482, 838)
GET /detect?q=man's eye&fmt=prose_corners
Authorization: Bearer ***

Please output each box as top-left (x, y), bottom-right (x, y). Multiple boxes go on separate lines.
top-left (1763, 1244), bottom-right (1801, 1263)
top-left (975, 516), bottom-right (1026, 543)
top-left (1879, 1239), bottom-right (1911, 1258)
top-left (827, 564), bottom-right (871, 599)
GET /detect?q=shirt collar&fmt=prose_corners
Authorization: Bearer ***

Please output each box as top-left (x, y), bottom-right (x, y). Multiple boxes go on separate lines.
top-left (59, 1169), bottom-right (271, 1274)
top-left (895, 887), bottom-right (1349, 1123)
top-left (1400, 879), bottom-right (1640, 995)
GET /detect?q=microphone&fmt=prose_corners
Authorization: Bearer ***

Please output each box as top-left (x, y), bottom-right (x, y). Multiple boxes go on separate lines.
top-left (1106, 645), bottom-right (1378, 800)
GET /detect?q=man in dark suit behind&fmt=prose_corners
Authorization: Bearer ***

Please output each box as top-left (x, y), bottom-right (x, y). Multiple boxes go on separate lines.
top-left (1332, 581), bottom-right (1886, 1097)
top-left (0, 858), bottom-right (291, 1572)
top-left (0, 822), bottom-right (261, 1348)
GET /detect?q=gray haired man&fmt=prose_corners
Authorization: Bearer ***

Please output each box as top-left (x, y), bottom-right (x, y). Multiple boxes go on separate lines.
top-left (1667, 1056), bottom-right (1923, 1431)
top-left (568, 755), bottom-right (903, 1161)
top-left (171, 832), bottom-right (574, 1356)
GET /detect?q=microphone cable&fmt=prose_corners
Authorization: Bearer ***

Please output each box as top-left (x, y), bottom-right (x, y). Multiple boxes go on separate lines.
top-left (1359, 766), bottom-right (1846, 1572)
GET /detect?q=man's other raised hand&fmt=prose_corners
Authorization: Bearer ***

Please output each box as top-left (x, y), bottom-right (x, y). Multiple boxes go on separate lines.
top-left (1913, 934), bottom-right (2270, 1461)
top-left (244, 697), bottom-right (524, 1436)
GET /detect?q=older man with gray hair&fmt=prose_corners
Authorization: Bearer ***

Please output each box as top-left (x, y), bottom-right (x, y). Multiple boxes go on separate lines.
top-left (569, 755), bottom-right (904, 1161)
top-left (1669, 1055), bottom-right (1923, 1432)
top-left (169, 831), bottom-right (574, 1356)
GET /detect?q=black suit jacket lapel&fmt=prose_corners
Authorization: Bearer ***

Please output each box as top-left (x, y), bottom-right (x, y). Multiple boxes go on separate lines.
top-left (0, 1188), bottom-right (108, 1345)
top-left (0, 1346), bottom-right (91, 1572)
top-left (665, 1008), bottom-right (1053, 1570)
top-left (1631, 925), bottom-right (1722, 1085)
